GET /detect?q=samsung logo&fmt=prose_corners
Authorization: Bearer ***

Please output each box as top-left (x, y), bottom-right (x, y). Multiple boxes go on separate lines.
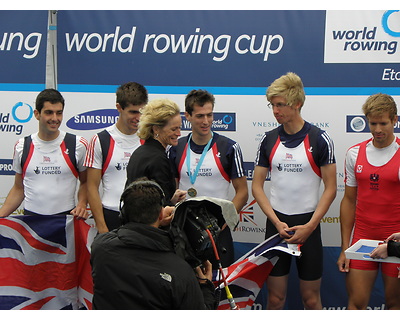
top-left (67, 109), bottom-right (119, 130)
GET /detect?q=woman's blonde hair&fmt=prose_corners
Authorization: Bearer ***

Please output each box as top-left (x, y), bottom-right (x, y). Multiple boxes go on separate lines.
top-left (266, 72), bottom-right (305, 109)
top-left (138, 98), bottom-right (181, 140)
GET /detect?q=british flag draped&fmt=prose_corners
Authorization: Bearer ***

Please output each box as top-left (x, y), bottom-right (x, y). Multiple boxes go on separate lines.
top-left (0, 215), bottom-right (96, 310)
top-left (0, 214), bottom-right (301, 310)
top-left (214, 233), bottom-right (301, 310)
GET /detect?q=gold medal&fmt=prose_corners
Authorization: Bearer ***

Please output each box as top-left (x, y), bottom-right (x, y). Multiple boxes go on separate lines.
top-left (187, 187), bottom-right (197, 197)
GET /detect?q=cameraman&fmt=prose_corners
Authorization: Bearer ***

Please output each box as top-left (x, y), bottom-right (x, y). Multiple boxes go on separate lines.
top-left (90, 179), bottom-right (217, 310)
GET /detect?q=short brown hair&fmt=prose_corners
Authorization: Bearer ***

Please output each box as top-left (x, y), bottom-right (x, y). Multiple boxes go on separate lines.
top-left (116, 82), bottom-right (148, 109)
top-left (362, 93), bottom-right (397, 121)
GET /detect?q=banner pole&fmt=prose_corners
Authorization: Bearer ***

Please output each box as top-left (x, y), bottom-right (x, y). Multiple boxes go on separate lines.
top-left (46, 10), bottom-right (58, 89)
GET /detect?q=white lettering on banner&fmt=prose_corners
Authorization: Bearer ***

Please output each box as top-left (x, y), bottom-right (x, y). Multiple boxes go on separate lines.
top-left (182, 117), bottom-right (232, 130)
top-left (235, 34), bottom-right (284, 61)
top-left (323, 304), bottom-right (386, 310)
top-left (143, 28), bottom-right (284, 62)
top-left (0, 164), bottom-right (13, 171)
top-left (65, 26), bottom-right (284, 62)
top-left (211, 119), bottom-right (228, 130)
top-left (382, 68), bottom-right (400, 81)
top-left (143, 30), bottom-right (232, 62)
top-left (0, 32), bottom-right (42, 59)
top-left (73, 114), bottom-right (119, 124)
top-left (65, 26), bottom-right (137, 53)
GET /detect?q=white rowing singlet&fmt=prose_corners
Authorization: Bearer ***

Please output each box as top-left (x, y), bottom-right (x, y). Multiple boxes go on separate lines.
top-left (14, 132), bottom-right (85, 215)
top-left (270, 138), bottom-right (321, 215)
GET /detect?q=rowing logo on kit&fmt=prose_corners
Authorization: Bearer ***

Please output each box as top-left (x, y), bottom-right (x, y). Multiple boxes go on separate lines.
top-left (370, 173), bottom-right (380, 190)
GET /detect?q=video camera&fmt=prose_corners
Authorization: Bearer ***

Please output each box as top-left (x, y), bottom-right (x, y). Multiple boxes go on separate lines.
top-left (169, 198), bottom-right (226, 268)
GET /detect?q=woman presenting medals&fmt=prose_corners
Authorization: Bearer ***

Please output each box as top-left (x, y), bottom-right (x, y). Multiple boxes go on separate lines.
top-left (126, 99), bottom-right (186, 207)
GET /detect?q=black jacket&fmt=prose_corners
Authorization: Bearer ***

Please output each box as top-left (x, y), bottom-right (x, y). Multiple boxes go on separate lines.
top-left (126, 138), bottom-right (176, 206)
top-left (91, 222), bottom-right (217, 309)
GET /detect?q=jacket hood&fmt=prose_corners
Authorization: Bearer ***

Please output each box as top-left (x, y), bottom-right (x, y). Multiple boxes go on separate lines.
top-left (116, 222), bottom-right (174, 253)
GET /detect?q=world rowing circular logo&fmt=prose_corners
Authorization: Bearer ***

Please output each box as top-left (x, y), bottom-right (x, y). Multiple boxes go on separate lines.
top-left (382, 11), bottom-right (400, 37)
top-left (12, 102), bottom-right (34, 123)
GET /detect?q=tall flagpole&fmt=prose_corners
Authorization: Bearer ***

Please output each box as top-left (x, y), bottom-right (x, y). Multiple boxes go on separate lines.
top-left (46, 10), bottom-right (58, 89)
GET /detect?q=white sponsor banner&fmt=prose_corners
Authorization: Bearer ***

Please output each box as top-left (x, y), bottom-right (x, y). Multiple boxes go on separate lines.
top-left (1, 90), bottom-right (398, 246)
top-left (324, 10), bottom-right (400, 63)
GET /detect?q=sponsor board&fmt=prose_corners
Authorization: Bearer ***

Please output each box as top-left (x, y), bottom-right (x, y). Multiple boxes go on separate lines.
top-left (180, 112), bottom-right (236, 131)
top-left (0, 159), bottom-right (14, 175)
top-left (347, 115), bottom-right (400, 133)
top-left (0, 102), bottom-right (33, 136)
top-left (66, 109), bottom-right (119, 130)
top-left (325, 10), bottom-right (400, 63)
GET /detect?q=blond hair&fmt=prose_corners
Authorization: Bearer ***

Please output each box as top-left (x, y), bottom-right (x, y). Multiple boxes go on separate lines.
top-left (138, 99), bottom-right (181, 140)
top-left (266, 72), bottom-right (305, 109)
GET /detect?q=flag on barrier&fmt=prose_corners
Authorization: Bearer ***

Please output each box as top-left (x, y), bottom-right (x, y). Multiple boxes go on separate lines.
top-left (214, 233), bottom-right (301, 310)
top-left (0, 215), bottom-right (96, 310)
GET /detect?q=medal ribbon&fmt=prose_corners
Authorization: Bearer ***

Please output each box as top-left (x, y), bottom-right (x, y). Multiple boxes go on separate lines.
top-left (186, 132), bottom-right (214, 185)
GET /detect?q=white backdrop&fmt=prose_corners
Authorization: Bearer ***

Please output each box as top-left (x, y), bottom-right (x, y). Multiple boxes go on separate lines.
top-left (1, 90), bottom-right (391, 247)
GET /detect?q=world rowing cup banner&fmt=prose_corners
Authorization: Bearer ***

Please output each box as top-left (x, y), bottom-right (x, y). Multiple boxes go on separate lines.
top-left (0, 215), bottom-right (96, 310)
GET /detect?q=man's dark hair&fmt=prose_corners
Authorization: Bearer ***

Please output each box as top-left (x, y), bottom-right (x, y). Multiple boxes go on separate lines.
top-left (185, 89), bottom-right (215, 115)
top-left (116, 82), bottom-right (148, 109)
top-left (35, 89), bottom-right (65, 113)
top-left (120, 178), bottom-right (164, 225)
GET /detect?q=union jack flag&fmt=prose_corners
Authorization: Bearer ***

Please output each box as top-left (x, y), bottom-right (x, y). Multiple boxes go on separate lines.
top-left (214, 233), bottom-right (301, 310)
top-left (0, 215), bottom-right (97, 310)
top-left (238, 199), bottom-right (257, 225)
